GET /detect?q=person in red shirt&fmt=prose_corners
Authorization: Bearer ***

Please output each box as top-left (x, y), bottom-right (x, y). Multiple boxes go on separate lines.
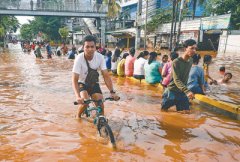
top-left (31, 42), bottom-right (36, 51)
top-left (125, 47), bottom-right (136, 76)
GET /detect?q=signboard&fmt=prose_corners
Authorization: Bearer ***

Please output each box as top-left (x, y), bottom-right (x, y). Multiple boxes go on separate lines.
top-left (201, 14), bottom-right (231, 30)
top-left (180, 31), bottom-right (198, 42)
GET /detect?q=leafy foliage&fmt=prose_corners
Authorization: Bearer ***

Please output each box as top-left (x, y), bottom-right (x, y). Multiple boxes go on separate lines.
top-left (0, 27), bottom-right (5, 37)
top-left (103, 0), bottom-right (122, 19)
top-left (20, 24), bottom-right (33, 40)
top-left (146, 8), bottom-right (172, 32)
top-left (0, 16), bottom-right (19, 47)
top-left (20, 16), bottom-right (65, 41)
top-left (204, 0), bottom-right (240, 29)
top-left (58, 27), bottom-right (69, 41)
top-left (0, 16), bottom-right (20, 33)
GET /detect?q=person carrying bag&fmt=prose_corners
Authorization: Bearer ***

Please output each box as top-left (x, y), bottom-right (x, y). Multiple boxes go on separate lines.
top-left (84, 55), bottom-right (99, 88)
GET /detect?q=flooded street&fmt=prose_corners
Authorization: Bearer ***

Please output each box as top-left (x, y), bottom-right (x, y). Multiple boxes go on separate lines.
top-left (210, 53), bottom-right (240, 105)
top-left (0, 44), bottom-right (240, 161)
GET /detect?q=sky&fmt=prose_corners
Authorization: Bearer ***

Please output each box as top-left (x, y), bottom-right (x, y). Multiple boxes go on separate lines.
top-left (16, 16), bottom-right (34, 25)
top-left (15, 16), bottom-right (34, 34)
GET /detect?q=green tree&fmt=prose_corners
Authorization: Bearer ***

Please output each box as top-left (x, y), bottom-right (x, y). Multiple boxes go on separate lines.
top-left (20, 24), bottom-right (33, 40)
top-left (204, 0), bottom-right (240, 29)
top-left (146, 0), bottom-right (194, 33)
top-left (0, 27), bottom-right (5, 47)
top-left (146, 8), bottom-right (172, 32)
top-left (0, 27), bottom-right (4, 37)
top-left (19, 16), bottom-right (65, 41)
top-left (0, 16), bottom-right (19, 47)
top-left (103, 0), bottom-right (122, 19)
top-left (58, 27), bottom-right (69, 42)
top-left (31, 16), bottom-right (64, 40)
top-left (0, 16), bottom-right (20, 33)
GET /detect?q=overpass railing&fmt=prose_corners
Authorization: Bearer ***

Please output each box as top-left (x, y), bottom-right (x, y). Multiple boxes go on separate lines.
top-left (0, 1), bottom-right (108, 13)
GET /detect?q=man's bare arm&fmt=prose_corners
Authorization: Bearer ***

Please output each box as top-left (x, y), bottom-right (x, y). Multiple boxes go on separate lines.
top-left (72, 72), bottom-right (80, 98)
top-left (101, 70), bottom-right (120, 100)
top-left (101, 70), bottom-right (114, 92)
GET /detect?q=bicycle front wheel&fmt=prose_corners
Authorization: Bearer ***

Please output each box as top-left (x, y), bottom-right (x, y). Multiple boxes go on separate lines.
top-left (99, 123), bottom-right (116, 148)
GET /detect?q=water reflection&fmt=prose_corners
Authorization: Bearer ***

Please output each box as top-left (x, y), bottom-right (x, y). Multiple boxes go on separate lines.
top-left (0, 44), bottom-right (239, 161)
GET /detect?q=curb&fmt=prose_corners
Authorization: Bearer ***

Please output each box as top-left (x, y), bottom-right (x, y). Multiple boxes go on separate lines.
top-left (194, 94), bottom-right (240, 120)
top-left (126, 76), bottom-right (163, 90)
top-left (123, 76), bottom-right (240, 120)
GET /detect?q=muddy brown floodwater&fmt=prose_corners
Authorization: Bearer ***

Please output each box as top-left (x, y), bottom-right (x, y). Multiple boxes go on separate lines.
top-left (208, 53), bottom-right (240, 105)
top-left (0, 44), bottom-right (240, 162)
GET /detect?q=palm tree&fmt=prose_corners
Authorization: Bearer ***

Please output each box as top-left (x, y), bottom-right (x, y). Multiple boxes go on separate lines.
top-left (103, 0), bottom-right (122, 19)
top-left (0, 27), bottom-right (5, 38)
top-left (118, 9), bottom-right (131, 28)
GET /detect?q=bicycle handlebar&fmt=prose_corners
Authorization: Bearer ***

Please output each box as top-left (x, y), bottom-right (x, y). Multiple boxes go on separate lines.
top-left (73, 97), bottom-right (118, 105)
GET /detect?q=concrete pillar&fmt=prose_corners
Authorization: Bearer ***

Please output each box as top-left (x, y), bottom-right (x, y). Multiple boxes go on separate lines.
top-left (100, 18), bottom-right (106, 46)
top-left (135, 0), bottom-right (142, 50)
top-left (127, 37), bottom-right (130, 49)
top-left (135, 27), bottom-right (141, 50)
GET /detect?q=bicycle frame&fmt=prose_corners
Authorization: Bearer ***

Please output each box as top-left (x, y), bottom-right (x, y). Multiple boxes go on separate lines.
top-left (74, 97), bottom-right (114, 124)
top-left (84, 106), bottom-right (103, 124)
top-left (73, 97), bottom-right (117, 148)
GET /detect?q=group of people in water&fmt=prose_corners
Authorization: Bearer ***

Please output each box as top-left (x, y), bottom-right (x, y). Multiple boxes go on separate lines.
top-left (100, 43), bottom-right (233, 92)
top-left (22, 36), bottom-right (233, 114)
top-left (21, 41), bottom-right (52, 59)
top-left (21, 41), bottom-right (79, 59)
top-left (92, 38), bottom-right (233, 113)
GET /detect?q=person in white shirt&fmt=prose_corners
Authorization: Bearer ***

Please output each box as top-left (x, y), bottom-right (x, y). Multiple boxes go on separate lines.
top-left (72, 35), bottom-right (119, 118)
top-left (133, 51), bottom-right (149, 80)
top-left (111, 48), bottom-right (121, 74)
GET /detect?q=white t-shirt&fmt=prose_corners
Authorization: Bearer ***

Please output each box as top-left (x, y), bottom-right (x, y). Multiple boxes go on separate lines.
top-left (111, 58), bottom-right (120, 70)
top-left (72, 52), bottom-right (107, 83)
top-left (133, 57), bottom-right (147, 75)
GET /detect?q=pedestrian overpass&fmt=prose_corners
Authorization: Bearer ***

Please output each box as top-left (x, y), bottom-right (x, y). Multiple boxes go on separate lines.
top-left (0, 0), bottom-right (108, 45)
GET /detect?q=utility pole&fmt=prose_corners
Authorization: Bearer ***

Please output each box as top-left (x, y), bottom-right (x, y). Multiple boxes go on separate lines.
top-left (169, 0), bottom-right (176, 51)
top-left (144, 0), bottom-right (148, 50)
top-left (173, 1), bottom-right (179, 49)
top-left (176, 0), bottom-right (184, 45)
top-left (135, 0), bottom-right (142, 50)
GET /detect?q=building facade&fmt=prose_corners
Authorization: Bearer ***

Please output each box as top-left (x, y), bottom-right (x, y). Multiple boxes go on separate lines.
top-left (115, 0), bottom-right (205, 48)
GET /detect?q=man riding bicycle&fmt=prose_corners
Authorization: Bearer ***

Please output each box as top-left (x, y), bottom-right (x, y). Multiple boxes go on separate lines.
top-left (72, 35), bottom-right (119, 118)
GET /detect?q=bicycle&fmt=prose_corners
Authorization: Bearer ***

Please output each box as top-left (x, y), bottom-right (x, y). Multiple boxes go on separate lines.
top-left (74, 97), bottom-right (117, 148)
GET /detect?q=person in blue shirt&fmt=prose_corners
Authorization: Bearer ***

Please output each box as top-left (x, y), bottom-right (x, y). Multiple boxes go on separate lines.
top-left (105, 51), bottom-right (112, 70)
top-left (68, 50), bottom-right (75, 59)
top-left (187, 54), bottom-right (205, 95)
top-left (144, 52), bottom-right (162, 84)
top-left (46, 42), bottom-right (52, 59)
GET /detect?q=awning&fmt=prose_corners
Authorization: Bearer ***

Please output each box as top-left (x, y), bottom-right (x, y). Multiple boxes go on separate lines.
top-left (120, 0), bottom-right (138, 7)
top-left (107, 28), bottom-right (145, 38)
top-left (204, 30), bottom-right (222, 34)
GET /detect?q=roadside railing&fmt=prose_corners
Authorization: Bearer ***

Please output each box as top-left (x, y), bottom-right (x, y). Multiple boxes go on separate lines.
top-left (0, 1), bottom-right (108, 13)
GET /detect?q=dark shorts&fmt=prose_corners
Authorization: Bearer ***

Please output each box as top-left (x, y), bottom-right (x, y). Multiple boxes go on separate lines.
top-left (47, 54), bottom-right (52, 59)
top-left (133, 75), bottom-right (145, 80)
top-left (78, 82), bottom-right (102, 96)
top-left (161, 88), bottom-right (190, 111)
